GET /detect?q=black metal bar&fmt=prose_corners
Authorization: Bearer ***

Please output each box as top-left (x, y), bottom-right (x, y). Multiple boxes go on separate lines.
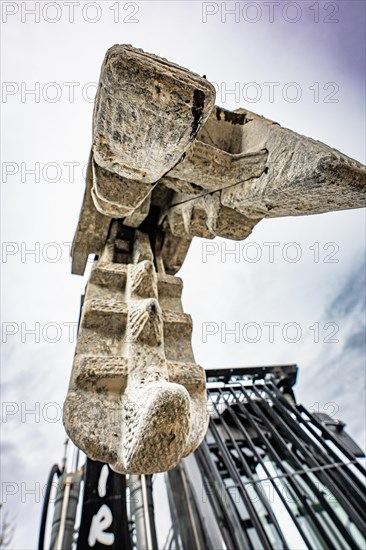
top-left (250, 382), bottom-right (363, 547)
top-left (266, 386), bottom-right (366, 528)
top-left (209, 416), bottom-right (274, 550)
top-left (256, 381), bottom-right (363, 537)
top-left (233, 382), bottom-right (339, 549)
top-left (195, 441), bottom-right (251, 550)
top-left (213, 388), bottom-right (291, 550)
top-left (268, 384), bottom-right (366, 525)
top-left (299, 402), bottom-right (366, 479)
top-left (217, 387), bottom-right (314, 550)
top-left (268, 381), bottom-right (366, 491)
top-left (262, 382), bottom-right (366, 531)
top-left (205, 364), bottom-right (298, 387)
top-left (166, 464), bottom-right (206, 550)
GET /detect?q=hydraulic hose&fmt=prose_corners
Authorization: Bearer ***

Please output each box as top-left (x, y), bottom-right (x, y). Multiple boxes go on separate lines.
top-left (38, 464), bottom-right (61, 550)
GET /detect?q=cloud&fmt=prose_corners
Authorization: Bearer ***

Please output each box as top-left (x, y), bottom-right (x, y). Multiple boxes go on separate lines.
top-left (297, 257), bottom-right (366, 446)
top-left (1, 3), bottom-right (365, 547)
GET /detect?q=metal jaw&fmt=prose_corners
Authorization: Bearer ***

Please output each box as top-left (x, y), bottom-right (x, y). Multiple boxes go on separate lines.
top-left (64, 44), bottom-right (365, 474)
top-left (64, 222), bottom-right (208, 474)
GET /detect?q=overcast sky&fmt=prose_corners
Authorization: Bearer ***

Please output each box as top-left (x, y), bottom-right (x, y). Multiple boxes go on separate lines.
top-left (1, 1), bottom-right (365, 548)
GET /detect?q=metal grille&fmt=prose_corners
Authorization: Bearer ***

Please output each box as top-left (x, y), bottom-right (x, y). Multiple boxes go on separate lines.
top-left (185, 366), bottom-right (366, 550)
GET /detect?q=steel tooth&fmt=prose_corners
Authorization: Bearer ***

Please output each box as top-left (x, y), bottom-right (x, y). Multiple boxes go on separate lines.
top-left (126, 299), bottom-right (163, 347)
top-left (128, 260), bottom-right (157, 299)
top-left (164, 192), bottom-right (260, 241)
